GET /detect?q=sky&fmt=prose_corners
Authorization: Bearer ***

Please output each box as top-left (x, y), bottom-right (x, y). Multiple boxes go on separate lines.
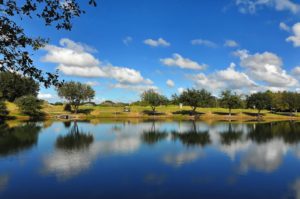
top-left (24, 0), bottom-right (300, 103)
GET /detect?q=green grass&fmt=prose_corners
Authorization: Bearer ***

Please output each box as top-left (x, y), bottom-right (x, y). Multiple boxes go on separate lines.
top-left (6, 102), bottom-right (300, 120)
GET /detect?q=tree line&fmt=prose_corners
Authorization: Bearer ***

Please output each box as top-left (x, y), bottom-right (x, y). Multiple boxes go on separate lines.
top-left (140, 89), bottom-right (300, 116)
top-left (1, 71), bottom-right (300, 119)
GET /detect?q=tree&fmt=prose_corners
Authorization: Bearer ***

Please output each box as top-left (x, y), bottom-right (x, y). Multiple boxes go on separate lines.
top-left (0, 0), bottom-right (96, 87)
top-left (219, 90), bottom-right (243, 116)
top-left (141, 89), bottom-right (167, 112)
top-left (57, 81), bottom-right (95, 114)
top-left (170, 94), bottom-right (180, 105)
top-left (0, 72), bottom-right (39, 102)
top-left (246, 92), bottom-right (271, 115)
top-left (179, 89), bottom-right (214, 113)
top-left (282, 91), bottom-right (300, 115)
top-left (0, 100), bottom-right (8, 119)
top-left (266, 90), bottom-right (286, 112)
top-left (0, 91), bottom-right (8, 119)
top-left (15, 95), bottom-right (43, 117)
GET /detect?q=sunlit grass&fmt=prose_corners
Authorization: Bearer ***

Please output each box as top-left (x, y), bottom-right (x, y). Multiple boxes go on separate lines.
top-left (5, 101), bottom-right (300, 120)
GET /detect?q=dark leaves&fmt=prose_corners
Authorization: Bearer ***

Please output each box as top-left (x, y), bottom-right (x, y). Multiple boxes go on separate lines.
top-left (0, 0), bottom-right (96, 87)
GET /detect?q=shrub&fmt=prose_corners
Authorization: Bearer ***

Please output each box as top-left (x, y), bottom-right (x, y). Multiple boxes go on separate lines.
top-left (15, 95), bottom-right (43, 117)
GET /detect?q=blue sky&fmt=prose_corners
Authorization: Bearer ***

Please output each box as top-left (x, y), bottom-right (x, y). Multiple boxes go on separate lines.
top-left (25, 0), bottom-right (300, 102)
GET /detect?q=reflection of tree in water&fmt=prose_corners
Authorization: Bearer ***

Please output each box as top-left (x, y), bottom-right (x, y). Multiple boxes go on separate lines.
top-left (247, 123), bottom-right (274, 143)
top-left (56, 121), bottom-right (94, 150)
top-left (248, 121), bottom-right (300, 144)
top-left (172, 122), bottom-right (210, 147)
top-left (220, 123), bottom-right (243, 145)
top-left (141, 121), bottom-right (167, 145)
top-left (63, 121), bottom-right (72, 128)
top-left (0, 122), bottom-right (41, 156)
top-left (270, 121), bottom-right (300, 144)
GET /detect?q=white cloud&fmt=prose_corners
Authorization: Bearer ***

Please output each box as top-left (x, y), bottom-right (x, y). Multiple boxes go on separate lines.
top-left (144, 38), bottom-right (170, 47)
top-left (191, 63), bottom-right (258, 93)
top-left (56, 64), bottom-right (106, 77)
top-left (123, 36), bottom-right (133, 45)
top-left (42, 38), bottom-right (153, 85)
top-left (234, 49), bottom-right (298, 87)
top-left (292, 66), bottom-right (300, 75)
top-left (191, 39), bottom-right (218, 48)
top-left (166, 79), bottom-right (175, 88)
top-left (224, 40), bottom-right (239, 47)
top-left (111, 83), bottom-right (158, 93)
top-left (178, 87), bottom-right (185, 94)
top-left (104, 65), bottom-right (153, 84)
top-left (287, 22), bottom-right (300, 47)
top-left (160, 53), bottom-right (207, 70)
top-left (38, 93), bottom-right (54, 100)
top-left (43, 39), bottom-right (100, 67)
top-left (279, 22), bottom-right (290, 32)
top-left (235, 0), bottom-right (300, 14)
top-left (85, 81), bottom-right (100, 86)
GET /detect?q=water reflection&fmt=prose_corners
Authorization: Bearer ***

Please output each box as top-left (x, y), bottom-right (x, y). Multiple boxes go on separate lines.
top-left (220, 123), bottom-right (243, 145)
top-left (0, 122), bottom-right (41, 156)
top-left (141, 121), bottom-right (167, 145)
top-left (172, 122), bottom-right (211, 147)
top-left (162, 151), bottom-right (204, 167)
top-left (0, 174), bottom-right (9, 192)
top-left (43, 122), bottom-right (95, 180)
top-left (2, 120), bottom-right (300, 198)
top-left (56, 122), bottom-right (94, 150)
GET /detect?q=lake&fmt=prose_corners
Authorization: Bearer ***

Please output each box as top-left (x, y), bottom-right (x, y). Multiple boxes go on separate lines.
top-left (1, 120), bottom-right (300, 199)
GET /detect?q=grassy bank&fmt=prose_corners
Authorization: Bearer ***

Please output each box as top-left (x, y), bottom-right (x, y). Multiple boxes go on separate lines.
top-left (5, 101), bottom-right (300, 121)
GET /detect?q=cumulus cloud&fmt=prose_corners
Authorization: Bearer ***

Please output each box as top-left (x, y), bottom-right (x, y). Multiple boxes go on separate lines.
top-left (144, 38), bottom-right (170, 47)
top-left (224, 40), bottom-right (239, 47)
top-left (43, 38), bottom-right (100, 67)
top-left (287, 22), bottom-right (300, 47)
top-left (235, 0), bottom-right (300, 14)
top-left (191, 39), bottom-right (218, 48)
top-left (177, 87), bottom-right (185, 94)
top-left (279, 22), bottom-right (290, 32)
top-left (42, 38), bottom-right (153, 86)
top-left (292, 66), bottom-right (300, 76)
top-left (166, 79), bottom-right (175, 88)
top-left (191, 63), bottom-right (258, 93)
top-left (85, 81), bottom-right (100, 86)
top-left (38, 93), bottom-right (54, 100)
top-left (111, 83), bottom-right (158, 93)
top-left (160, 53), bottom-right (207, 70)
top-left (234, 49), bottom-right (298, 87)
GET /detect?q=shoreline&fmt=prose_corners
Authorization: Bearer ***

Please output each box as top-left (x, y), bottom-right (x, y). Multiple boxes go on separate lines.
top-left (6, 112), bottom-right (300, 122)
top-left (5, 103), bottom-right (300, 122)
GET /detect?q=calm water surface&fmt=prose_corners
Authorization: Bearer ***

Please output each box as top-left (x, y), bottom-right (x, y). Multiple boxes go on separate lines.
top-left (1, 120), bottom-right (300, 199)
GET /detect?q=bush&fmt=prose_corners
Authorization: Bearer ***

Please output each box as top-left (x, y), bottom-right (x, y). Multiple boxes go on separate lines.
top-left (0, 100), bottom-right (8, 118)
top-left (15, 95), bottom-right (43, 117)
top-left (64, 103), bottom-right (72, 112)
top-left (0, 72), bottom-right (39, 102)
